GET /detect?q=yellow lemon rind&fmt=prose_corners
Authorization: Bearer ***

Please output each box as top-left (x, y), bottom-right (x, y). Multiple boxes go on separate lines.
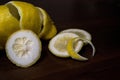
top-left (6, 1), bottom-right (42, 34)
top-left (67, 37), bottom-right (96, 61)
top-left (37, 7), bottom-right (57, 39)
top-left (0, 5), bottom-right (20, 49)
top-left (67, 37), bottom-right (88, 61)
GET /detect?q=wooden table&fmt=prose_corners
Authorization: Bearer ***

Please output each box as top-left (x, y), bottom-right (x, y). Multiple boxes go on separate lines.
top-left (0, 0), bottom-right (120, 80)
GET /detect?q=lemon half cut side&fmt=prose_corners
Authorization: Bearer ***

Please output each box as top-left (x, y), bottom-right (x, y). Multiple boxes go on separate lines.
top-left (5, 30), bottom-right (42, 68)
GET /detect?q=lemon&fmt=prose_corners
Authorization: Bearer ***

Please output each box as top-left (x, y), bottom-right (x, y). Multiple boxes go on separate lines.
top-left (60, 29), bottom-right (92, 43)
top-left (48, 33), bottom-right (83, 57)
top-left (0, 1), bottom-right (57, 49)
top-left (67, 37), bottom-right (95, 61)
top-left (5, 30), bottom-right (42, 68)
top-left (49, 28), bottom-right (95, 60)
top-left (6, 1), bottom-right (42, 34)
top-left (37, 7), bottom-right (57, 39)
top-left (0, 5), bottom-right (20, 49)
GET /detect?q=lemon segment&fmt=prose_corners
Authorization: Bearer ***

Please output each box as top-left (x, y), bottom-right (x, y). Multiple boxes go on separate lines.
top-left (6, 1), bottom-right (42, 34)
top-left (48, 33), bottom-right (82, 57)
top-left (37, 7), bottom-right (57, 39)
top-left (67, 38), bottom-right (88, 61)
top-left (0, 5), bottom-right (20, 49)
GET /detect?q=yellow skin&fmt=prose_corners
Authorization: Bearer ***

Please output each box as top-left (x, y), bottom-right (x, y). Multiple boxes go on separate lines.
top-left (67, 37), bottom-right (95, 61)
top-left (37, 7), bottom-right (57, 39)
top-left (0, 1), bottom-right (57, 49)
top-left (0, 5), bottom-right (20, 49)
top-left (6, 1), bottom-right (42, 34)
top-left (67, 37), bottom-right (88, 61)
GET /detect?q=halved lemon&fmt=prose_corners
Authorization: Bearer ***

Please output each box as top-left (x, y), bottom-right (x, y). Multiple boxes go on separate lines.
top-left (6, 1), bottom-right (42, 34)
top-left (5, 30), bottom-right (42, 68)
top-left (0, 5), bottom-right (20, 49)
top-left (48, 33), bottom-right (83, 57)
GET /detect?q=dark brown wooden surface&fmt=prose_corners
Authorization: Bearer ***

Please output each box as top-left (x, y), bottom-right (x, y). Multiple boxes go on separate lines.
top-left (0, 0), bottom-right (120, 80)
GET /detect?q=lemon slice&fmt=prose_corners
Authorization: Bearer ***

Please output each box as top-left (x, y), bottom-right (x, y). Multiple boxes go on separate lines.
top-left (0, 5), bottom-right (20, 49)
top-left (37, 7), bottom-right (57, 39)
top-left (60, 29), bottom-right (92, 42)
top-left (5, 30), bottom-right (42, 68)
top-left (6, 1), bottom-right (42, 34)
top-left (67, 37), bottom-right (95, 61)
top-left (48, 33), bottom-right (83, 57)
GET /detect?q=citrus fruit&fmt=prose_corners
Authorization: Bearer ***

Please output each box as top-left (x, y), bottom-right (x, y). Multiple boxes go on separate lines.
top-left (67, 37), bottom-right (95, 61)
top-left (5, 30), bottom-right (42, 68)
top-left (37, 7), bottom-right (57, 39)
top-left (0, 5), bottom-right (20, 49)
top-left (6, 1), bottom-right (42, 34)
top-left (48, 33), bottom-right (83, 57)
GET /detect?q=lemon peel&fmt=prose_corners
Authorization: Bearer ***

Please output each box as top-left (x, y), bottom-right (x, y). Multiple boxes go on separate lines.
top-left (37, 7), bottom-right (57, 39)
top-left (0, 5), bottom-right (20, 49)
top-left (67, 37), bottom-right (95, 61)
top-left (6, 1), bottom-right (42, 34)
top-left (42, 24), bottom-right (57, 39)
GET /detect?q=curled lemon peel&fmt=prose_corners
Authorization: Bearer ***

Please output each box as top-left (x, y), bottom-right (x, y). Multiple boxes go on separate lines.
top-left (37, 7), bottom-right (57, 40)
top-left (67, 37), bottom-right (95, 61)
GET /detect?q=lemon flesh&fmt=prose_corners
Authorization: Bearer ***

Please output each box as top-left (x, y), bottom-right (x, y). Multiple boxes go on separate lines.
top-left (48, 33), bottom-right (83, 57)
top-left (0, 5), bottom-right (20, 49)
top-left (5, 30), bottom-right (42, 68)
top-left (37, 7), bottom-right (57, 39)
top-left (6, 1), bottom-right (42, 34)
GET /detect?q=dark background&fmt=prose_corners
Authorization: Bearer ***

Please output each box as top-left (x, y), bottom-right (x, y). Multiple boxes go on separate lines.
top-left (0, 0), bottom-right (120, 80)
